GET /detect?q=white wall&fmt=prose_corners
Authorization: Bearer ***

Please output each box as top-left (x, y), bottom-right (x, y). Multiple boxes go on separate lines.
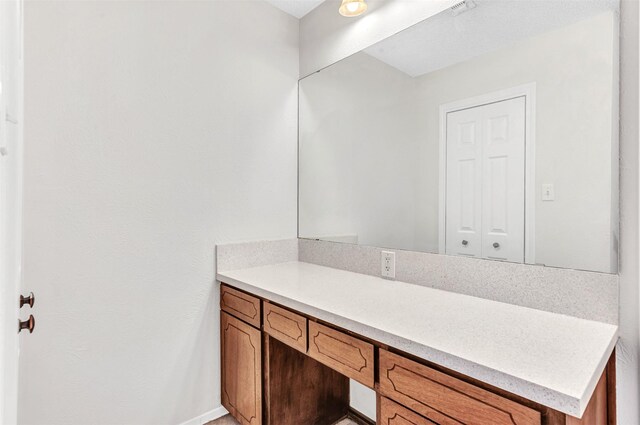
top-left (299, 52), bottom-right (421, 251)
top-left (19, 1), bottom-right (298, 424)
top-left (617, 0), bottom-right (639, 423)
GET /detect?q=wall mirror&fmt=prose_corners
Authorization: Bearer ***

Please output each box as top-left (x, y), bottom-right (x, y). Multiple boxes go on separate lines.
top-left (298, 0), bottom-right (620, 273)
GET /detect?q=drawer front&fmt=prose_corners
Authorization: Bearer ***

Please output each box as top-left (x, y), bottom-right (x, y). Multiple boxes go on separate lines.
top-left (307, 321), bottom-right (374, 388)
top-left (379, 350), bottom-right (541, 425)
top-left (263, 303), bottom-right (307, 353)
top-left (221, 285), bottom-right (261, 328)
top-left (380, 397), bottom-right (437, 425)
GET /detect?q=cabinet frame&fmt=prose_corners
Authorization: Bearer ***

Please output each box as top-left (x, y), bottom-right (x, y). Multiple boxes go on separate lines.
top-left (219, 283), bottom-right (615, 425)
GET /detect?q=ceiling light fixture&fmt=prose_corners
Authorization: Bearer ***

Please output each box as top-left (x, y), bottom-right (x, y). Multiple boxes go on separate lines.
top-left (339, 0), bottom-right (367, 17)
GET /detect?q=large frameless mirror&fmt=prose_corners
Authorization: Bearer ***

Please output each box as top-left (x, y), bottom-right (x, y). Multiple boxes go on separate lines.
top-left (298, 0), bottom-right (620, 273)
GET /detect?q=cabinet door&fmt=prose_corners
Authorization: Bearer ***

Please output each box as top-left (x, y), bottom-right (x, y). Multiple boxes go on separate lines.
top-left (221, 311), bottom-right (262, 425)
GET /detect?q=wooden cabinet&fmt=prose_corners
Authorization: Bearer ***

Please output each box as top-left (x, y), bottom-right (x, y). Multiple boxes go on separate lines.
top-left (308, 321), bottom-right (375, 388)
top-left (221, 285), bottom-right (261, 328)
top-left (263, 302), bottom-right (307, 353)
top-left (565, 371), bottom-right (609, 425)
top-left (219, 282), bottom-right (614, 425)
top-left (221, 311), bottom-right (262, 425)
top-left (379, 397), bottom-right (438, 425)
top-left (379, 349), bottom-right (541, 425)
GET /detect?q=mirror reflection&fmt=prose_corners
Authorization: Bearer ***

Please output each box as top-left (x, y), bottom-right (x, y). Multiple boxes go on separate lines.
top-left (299, 0), bottom-right (619, 273)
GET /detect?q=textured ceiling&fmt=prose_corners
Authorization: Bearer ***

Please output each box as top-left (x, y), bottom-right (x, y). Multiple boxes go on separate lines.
top-left (364, 0), bottom-right (619, 77)
top-left (264, 0), bottom-right (327, 18)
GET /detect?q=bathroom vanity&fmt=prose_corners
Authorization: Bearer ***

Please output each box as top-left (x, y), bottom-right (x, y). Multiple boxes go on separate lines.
top-left (217, 259), bottom-right (617, 425)
top-left (218, 2), bottom-right (622, 424)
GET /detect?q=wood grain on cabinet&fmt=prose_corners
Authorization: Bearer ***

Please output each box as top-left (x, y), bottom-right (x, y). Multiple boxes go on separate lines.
top-left (566, 371), bottom-right (607, 425)
top-left (217, 282), bottom-right (614, 425)
top-left (379, 349), bottom-right (541, 425)
top-left (263, 302), bottom-right (307, 353)
top-left (606, 351), bottom-right (616, 425)
top-left (307, 321), bottom-right (375, 388)
top-left (379, 397), bottom-right (438, 425)
top-left (221, 285), bottom-right (261, 329)
top-left (221, 312), bottom-right (262, 425)
top-left (263, 335), bottom-right (349, 425)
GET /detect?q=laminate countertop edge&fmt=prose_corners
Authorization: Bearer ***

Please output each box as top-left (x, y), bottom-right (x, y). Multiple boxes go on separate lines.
top-left (216, 261), bottom-right (619, 418)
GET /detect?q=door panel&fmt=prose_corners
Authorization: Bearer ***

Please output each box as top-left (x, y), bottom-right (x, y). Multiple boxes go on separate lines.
top-left (481, 98), bottom-right (525, 262)
top-left (0, 1), bottom-right (23, 423)
top-left (445, 96), bottom-right (526, 263)
top-left (446, 110), bottom-right (483, 258)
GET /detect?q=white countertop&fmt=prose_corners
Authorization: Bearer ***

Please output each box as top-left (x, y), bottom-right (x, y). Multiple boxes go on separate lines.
top-left (217, 261), bottom-right (618, 418)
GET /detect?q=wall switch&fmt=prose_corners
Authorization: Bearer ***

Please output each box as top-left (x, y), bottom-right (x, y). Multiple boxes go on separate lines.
top-left (542, 184), bottom-right (555, 201)
top-left (381, 251), bottom-right (395, 279)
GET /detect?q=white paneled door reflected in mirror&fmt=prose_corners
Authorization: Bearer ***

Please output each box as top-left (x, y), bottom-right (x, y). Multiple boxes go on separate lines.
top-left (298, 0), bottom-right (620, 274)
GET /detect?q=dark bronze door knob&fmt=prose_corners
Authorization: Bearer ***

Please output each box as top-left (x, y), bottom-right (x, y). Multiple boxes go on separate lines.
top-left (18, 315), bottom-right (35, 334)
top-left (20, 292), bottom-right (35, 308)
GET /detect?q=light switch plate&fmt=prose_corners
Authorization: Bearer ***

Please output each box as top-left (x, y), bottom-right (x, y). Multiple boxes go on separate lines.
top-left (381, 251), bottom-right (395, 279)
top-left (542, 184), bottom-right (555, 201)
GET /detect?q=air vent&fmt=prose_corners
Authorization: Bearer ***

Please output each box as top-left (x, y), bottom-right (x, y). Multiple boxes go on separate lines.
top-left (451, 0), bottom-right (476, 16)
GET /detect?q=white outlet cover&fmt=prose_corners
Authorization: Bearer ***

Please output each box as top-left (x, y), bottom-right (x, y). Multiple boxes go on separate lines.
top-left (381, 251), bottom-right (396, 279)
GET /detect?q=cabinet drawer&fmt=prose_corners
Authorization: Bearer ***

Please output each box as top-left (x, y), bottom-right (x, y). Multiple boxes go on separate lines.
top-left (263, 303), bottom-right (307, 353)
top-left (379, 350), bottom-right (541, 425)
top-left (380, 397), bottom-right (437, 425)
top-left (221, 285), bottom-right (261, 328)
top-left (307, 321), bottom-right (374, 388)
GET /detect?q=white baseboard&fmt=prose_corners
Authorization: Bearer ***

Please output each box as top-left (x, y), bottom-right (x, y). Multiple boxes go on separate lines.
top-left (178, 406), bottom-right (228, 425)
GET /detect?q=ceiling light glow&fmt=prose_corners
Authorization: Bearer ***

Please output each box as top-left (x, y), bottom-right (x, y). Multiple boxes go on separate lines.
top-left (339, 0), bottom-right (367, 17)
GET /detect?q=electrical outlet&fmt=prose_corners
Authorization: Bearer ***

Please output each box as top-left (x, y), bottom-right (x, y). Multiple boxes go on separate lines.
top-left (381, 251), bottom-right (395, 279)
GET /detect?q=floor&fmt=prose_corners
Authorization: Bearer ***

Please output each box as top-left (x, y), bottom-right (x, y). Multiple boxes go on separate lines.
top-left (207, 415), bottom-right (358, 425)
